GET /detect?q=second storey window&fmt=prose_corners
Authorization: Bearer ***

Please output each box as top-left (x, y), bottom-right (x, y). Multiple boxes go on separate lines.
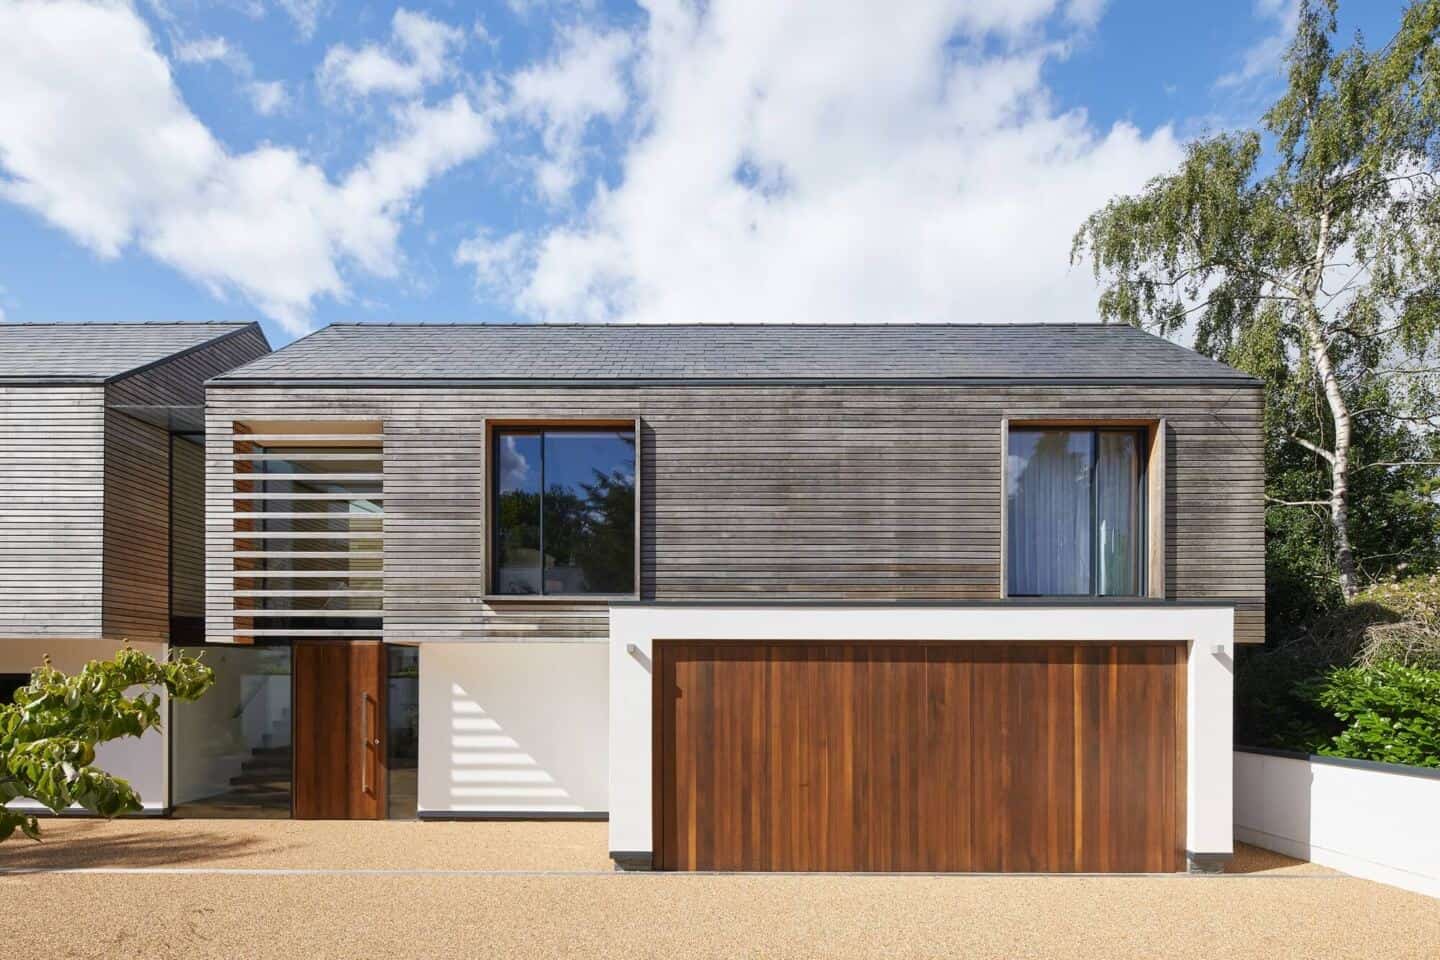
top-left (493, 427), bottom-right (636, 596)
top-left (1007, 428), bottom-right (1145, 597)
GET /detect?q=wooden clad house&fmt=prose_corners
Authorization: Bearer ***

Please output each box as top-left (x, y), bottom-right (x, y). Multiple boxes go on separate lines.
top-left (192, 322), bottom-right (1262, 873)
top-left (0, 321), bottom-right (270, 811)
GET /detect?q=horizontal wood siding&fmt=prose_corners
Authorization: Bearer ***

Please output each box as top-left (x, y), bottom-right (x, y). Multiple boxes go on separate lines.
top-left (101, 409), bottom-right (170, 643)
top-left (205, 384), bottom-right (1264, 644)
top-left (171, 437), bottom-right (206, 619)
top-left (0, 385), bottom-right (107, 638)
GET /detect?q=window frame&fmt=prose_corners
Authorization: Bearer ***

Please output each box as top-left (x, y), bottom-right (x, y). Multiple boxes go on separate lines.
top-left (484, 417), bottom-right (641, 602)
top-left (1000, 418), bottom-right (1165, 600)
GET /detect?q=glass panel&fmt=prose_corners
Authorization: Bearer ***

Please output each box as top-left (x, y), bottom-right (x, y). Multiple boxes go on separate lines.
top-left (541, 430), bottom-right (636, 595)
top-left (386, 646), bottom-right (420, 819)
top-left (1096, 432), bottom-right (1143, 596)
top-left (494, 433), bottom-right (543, 594)
top-left (1006, 430), bottom-right (1094, 596)
top-left (172, 646), bottom-right (292, 818)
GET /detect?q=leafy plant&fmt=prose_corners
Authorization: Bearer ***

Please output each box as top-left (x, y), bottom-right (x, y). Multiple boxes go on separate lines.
top-left (1305, 660), bottom-right (1440, 766)
top-left (0, 646), bottom-right (213, 841)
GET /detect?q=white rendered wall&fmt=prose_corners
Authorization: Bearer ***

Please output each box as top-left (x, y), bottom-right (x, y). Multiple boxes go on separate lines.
top-left (608, 604), bottom-right (1235, 860)
top-left (1235, 750), bottom-right (1440, 898)
top-left (418, 642), bottom-right (608, 816)
top-left (0, 637), bottom-right (168, 813)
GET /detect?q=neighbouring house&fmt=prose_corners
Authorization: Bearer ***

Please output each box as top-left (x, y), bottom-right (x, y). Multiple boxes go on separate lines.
top-left (0, 321), bottom-right (271, 812)
top-left (185, 321), bottom-right (1262, 873)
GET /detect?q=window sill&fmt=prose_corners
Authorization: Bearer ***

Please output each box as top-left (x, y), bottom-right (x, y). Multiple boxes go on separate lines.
top-left (481, 594), bottom-right (640, 605)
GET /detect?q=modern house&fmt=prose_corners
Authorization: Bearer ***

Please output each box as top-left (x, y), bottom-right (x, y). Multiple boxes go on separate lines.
top-left (0, 321), bottom-right (271, 811)
top-left (183, 321), bottom-right (1263, 873)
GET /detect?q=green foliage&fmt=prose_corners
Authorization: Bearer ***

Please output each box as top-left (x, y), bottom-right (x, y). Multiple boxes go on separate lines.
top-left (0, 647), bottom-right (213, 842)
top-left (1237, 576), bottom-right (1440, 765)
top-left (1306, 661), bottom-right (1440, 766)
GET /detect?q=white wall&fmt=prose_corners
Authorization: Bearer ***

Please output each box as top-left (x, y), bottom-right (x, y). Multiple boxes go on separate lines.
top-left (419, 641), bottom-right (608, 816)
top-left (609, 604), bottom-right (1236, 861)
top-left (0, 637), bottom-right (168, 813)
top-left (1235, 750), bottom-right (1440, 898)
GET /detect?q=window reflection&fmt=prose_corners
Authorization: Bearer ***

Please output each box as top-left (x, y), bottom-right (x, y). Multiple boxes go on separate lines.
top-left (493, 428), bottom-right (636, 596)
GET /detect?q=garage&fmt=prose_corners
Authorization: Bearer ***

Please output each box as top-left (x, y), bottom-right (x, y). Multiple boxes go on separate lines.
top-left (653, 641), bottom-right (1185, 873)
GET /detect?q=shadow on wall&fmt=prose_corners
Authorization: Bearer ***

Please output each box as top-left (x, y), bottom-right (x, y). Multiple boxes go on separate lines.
top-left (421, 643), bottom-right (609, 815)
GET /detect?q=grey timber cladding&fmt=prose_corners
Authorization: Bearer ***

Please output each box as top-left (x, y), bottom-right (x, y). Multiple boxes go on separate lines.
top-left (204, 382), bottom-right (1265, 645)
top-left (0, 385), bottom-right (107, 637)
top-left (215, 322), bottom-right (1258, 384)
top-left (0, 322), bottom-right (271, 642)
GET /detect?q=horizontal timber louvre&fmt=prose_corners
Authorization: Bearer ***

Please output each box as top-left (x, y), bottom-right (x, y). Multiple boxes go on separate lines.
top-left (224, 421), bottom-right (384, 643)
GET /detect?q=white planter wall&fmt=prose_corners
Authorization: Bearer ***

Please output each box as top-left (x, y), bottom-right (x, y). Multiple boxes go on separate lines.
top-left (1235, 749), bottom-right (1440, 898)
top-left (418, 641), bottom-right (608, 816)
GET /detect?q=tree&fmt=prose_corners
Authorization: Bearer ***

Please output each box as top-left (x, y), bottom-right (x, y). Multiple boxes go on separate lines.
top-left (1073, 0), bottom-right (1440, 598)
top-left (0, 646), bottom-right (213, 841)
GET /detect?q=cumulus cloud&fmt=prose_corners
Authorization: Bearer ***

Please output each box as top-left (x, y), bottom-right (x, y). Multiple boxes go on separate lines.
top-left (510, 26), bottom-right (633, 203)
top-left (0, 0), bottom-right (494, 332)
top-left (274, 0), bottom-right (327, 40)
top-left (464, 0), bottom-right (1184, 325)
top-left (319, 8), bottom-right (466, 99)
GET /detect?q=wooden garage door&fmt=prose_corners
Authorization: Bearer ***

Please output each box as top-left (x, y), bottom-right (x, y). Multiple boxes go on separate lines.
top-left (654, 642), bottom-right (1185, 873)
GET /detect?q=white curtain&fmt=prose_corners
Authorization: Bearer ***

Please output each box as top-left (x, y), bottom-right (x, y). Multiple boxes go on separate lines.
top-left (1007, 431), bottom-right (1092, 595)
top-left (1096, 432), bottom-right (1141, 595)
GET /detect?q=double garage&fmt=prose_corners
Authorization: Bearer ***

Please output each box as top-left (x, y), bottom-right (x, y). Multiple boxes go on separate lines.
top-left (609, 605), bottom-right (1234, 874)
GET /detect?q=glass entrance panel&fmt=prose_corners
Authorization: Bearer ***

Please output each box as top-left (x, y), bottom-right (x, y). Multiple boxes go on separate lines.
top-left (172, 645), bottom-right (292, 818)
top-left (387, 646), bottom-right (420, 819)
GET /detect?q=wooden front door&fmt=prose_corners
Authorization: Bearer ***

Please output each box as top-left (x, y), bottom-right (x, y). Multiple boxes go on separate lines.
top-left (293, 641), bottom-right (385, 819)
top-left (655, 641), bottom-right (1185, 873)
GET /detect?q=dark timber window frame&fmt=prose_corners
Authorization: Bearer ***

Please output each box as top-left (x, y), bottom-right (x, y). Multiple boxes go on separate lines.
top-left (1000, 417), bottom-right (1167, 601)
top-left (483, 417), bottom-right (641, 602)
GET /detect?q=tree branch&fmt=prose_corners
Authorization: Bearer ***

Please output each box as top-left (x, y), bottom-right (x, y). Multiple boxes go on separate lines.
top-left (1288, 433), bottom-right (1337, 462)
top-left (1265, 496), bottom-right (1333, 508)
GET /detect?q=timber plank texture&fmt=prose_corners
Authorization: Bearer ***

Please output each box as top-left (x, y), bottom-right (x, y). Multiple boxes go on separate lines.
top-left (0, 385), bottom-right (107, 637)
top-left (654, 641), bottom-right (1184, 873)
top-left (0, 324), bottom-right (269, 643)
top-left (205, 384), bottom-right (1264, 644)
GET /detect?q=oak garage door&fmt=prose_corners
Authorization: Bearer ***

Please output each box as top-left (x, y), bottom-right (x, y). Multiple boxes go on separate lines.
top-left (654, 642), bottom-right (1185, 872)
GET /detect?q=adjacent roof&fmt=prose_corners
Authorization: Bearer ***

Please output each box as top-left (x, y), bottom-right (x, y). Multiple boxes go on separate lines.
top-left (0, 322), bottom-right (262, 382)
top-left (214, 322), bottom-right (1259, 386)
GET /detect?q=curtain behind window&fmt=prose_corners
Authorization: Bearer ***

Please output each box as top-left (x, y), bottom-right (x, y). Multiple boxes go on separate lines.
top-left (1007, 431), bottom-right (1092, 595)
top-left (1096, 432), bottom-right (1142, 596)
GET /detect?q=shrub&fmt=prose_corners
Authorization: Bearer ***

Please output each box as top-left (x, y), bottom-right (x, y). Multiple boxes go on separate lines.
top-left (1304, 661), bottom-right (1440, 768)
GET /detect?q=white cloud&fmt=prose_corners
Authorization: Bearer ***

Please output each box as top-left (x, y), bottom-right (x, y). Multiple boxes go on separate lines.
top-left (464, 0), bottom-right (1184, 325)
top-left (174, 35), bottom-right (231, 64)
top-left (248, 79), bottom-right (289, 115)
top-left (274, 0), bottom-right (326, 41)
top-left (171, 31), bottom-right (289, 117)
top-left (1216, 0), bottom-right (1297, 90)
top-left (510, 26), bottom-right (632, 203)
top-left (0, 0), bottom-right (494, 333)
top-left (320, 8), bottom-right (465, 99)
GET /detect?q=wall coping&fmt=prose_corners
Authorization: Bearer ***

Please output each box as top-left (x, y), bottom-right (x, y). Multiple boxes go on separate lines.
top-left (1236, 746), bottom-right (1440, 782)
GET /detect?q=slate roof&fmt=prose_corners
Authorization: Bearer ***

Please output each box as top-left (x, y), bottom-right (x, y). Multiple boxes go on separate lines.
top-left (0, 322), bottom-right (261, 381)
top-left (216, 322), bottom-right (1257, 386)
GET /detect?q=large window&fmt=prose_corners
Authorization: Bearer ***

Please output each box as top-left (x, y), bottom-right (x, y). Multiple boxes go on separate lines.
top-left (1006, 428), bottom-right (1146, 597)
top-left (492, 427), bottom-right (637, 596)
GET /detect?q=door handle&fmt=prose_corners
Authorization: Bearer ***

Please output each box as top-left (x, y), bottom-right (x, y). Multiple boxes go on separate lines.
top-left (360, 691), bottom-right (377, 796)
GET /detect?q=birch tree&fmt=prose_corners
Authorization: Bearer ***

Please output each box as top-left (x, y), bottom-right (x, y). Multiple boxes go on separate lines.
top-left (1073, 0), bottom-right (1440, 598)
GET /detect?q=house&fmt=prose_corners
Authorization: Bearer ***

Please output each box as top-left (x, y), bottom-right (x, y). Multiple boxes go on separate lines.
top-left (189, 321), bottom-right (1263, 873)
top-left (0, 321), bottom-right (271, 811)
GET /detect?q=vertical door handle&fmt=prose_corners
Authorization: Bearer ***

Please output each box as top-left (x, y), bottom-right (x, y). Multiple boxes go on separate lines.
top-left (360, 691), bottom-right (376, 796)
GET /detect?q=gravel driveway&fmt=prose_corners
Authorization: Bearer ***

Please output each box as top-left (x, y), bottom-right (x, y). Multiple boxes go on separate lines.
top-left (3, 820), bottom-right (1437, 959)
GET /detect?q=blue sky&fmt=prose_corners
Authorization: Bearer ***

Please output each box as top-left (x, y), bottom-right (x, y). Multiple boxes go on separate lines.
top-left (0, 0), bottom-right (1407, 347)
